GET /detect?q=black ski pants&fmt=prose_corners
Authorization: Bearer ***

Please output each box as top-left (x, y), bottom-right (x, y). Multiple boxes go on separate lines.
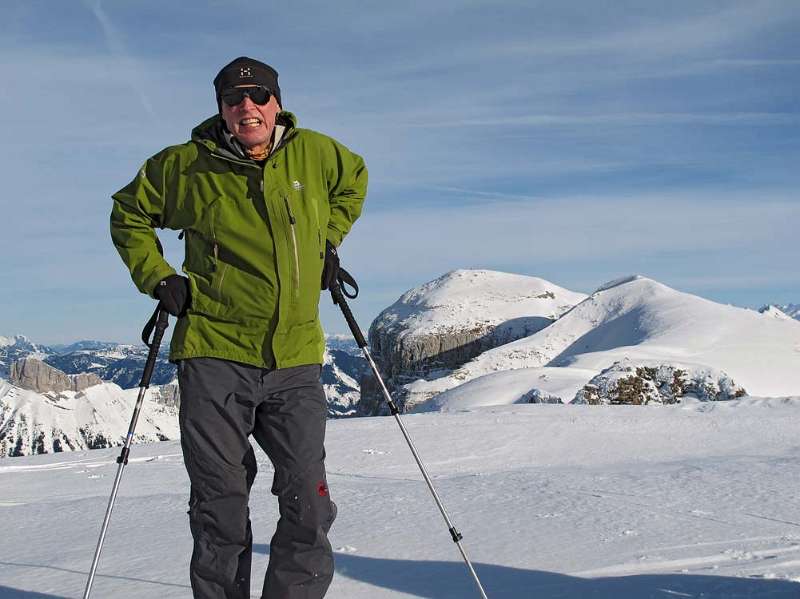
top-left (178, 358), bottom-right (336, 599)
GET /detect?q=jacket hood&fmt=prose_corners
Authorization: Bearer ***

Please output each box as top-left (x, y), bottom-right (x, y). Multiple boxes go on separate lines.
top-left (191, 111), bottom-right (298, 152)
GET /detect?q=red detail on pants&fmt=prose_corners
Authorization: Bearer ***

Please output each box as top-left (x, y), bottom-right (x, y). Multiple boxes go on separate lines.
top-left (317, 482), bottom-right (329, 497)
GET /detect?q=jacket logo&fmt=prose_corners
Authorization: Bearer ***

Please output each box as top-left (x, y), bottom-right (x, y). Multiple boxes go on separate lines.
top-left (239, 67), bottom-right (252, 78)
top-left (292, 180), bottom-right (304, 191)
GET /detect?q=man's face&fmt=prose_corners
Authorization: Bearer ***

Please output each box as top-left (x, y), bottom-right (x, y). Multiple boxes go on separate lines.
top-left (220, 86), bottom-right (281, 149)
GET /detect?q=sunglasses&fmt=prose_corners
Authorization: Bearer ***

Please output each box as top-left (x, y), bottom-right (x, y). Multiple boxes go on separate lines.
top-left (220, 85), bottom-right (272, 106)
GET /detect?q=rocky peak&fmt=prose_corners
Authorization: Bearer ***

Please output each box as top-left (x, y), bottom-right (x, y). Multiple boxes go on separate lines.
top-left (9, 358), bottom-right (103, 393)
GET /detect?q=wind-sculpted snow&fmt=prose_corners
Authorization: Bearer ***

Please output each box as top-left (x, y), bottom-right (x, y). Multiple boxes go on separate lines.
top-left (3, 400), bottom-right (800, 597)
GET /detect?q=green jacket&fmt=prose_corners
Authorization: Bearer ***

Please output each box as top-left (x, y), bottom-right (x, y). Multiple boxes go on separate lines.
top-left (111, 112), bottom-right (367, 368)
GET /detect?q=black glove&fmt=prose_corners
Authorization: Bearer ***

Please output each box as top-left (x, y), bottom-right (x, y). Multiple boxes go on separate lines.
top-left (154, 275), bottom-right (190, 316)
top-left (321, 241), bottom-right (340, 290)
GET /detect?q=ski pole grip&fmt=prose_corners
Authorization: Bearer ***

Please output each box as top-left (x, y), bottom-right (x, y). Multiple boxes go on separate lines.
top-left (331, 286), bottom-right (368, 348)
top-left (139, 309), bottom-right (169, 388)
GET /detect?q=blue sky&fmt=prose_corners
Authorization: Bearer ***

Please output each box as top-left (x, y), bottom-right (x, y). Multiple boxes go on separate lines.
top-left (1, 0), bottom-right (798, 344)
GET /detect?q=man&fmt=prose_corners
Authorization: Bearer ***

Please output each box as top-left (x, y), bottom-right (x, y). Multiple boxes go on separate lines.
top-left (110, 56), bottom-right (367, 599)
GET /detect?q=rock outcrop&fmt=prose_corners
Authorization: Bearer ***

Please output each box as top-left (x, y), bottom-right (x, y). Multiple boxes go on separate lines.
top-left (573, 360), bottom-right (747, 405)
top-left (360, 270), bottom-right (587, 414)
top-left (9, 358), bottom-right (103, 393)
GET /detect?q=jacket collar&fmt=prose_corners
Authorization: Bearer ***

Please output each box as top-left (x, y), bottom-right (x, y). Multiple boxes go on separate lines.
top-left (191, 111), bottom-right (298, 161)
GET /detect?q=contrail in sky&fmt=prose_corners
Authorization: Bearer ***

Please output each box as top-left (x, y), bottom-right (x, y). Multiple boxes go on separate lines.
top-left (86, 0), bottom-right (158, 121)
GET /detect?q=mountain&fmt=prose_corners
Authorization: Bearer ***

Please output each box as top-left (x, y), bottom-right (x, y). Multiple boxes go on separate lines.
top-left (0, 378), bottom-right (179, 458)
top-left (361, 269), bottom-right (587, 413)
top-left (10, 358), bottom-right (103, 393)
top-left (398, 275), bottom-right (800, 410)
top-left (760, 303), bottom-right (800, 321)
top-left (44, 342), bottom-right (176, 389)
top-left (0, 337), bottom-right (367, 455)
top-left (369, 269), bottom-right (587, 378)
top-left (0, 335), bottom-right (51, 379)
top-left (2, 333), bottom-right (365, 406)
top-left (323, 336), bottom-right (369, 417)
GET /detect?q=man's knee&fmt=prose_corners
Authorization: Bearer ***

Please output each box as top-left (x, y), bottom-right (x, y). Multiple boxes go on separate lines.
top-left (273, 463), bottom-right (336, 537)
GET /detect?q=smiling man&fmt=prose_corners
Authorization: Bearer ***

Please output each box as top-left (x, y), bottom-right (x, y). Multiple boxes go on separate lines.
top-left (110, 56), bottom-right (367, 599)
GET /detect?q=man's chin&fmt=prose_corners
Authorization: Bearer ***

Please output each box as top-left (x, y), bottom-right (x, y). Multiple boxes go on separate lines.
top-left (234, 129), bottom-right (268, 147)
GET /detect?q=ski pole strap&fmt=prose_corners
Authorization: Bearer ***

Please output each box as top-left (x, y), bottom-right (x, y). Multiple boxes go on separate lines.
top-left (141, 304), bottom-right (169, 348)
top-left (336, 267), bottom-right (359, 299)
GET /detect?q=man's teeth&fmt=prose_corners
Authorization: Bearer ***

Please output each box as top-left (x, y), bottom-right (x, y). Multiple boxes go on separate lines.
top-left (240, 118), bottom-right (262, 127)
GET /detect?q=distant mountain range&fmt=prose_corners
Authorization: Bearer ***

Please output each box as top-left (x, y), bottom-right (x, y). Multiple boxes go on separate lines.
top-left (0, 335), bottom-right (365, 457)
top-left (0, 335), bottom-right (364, 411)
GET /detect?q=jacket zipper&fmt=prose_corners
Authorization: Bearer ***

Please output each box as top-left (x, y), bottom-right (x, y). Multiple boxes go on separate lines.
top-left (283, 196), bottom-right (300, 301)
top-left (212, 242), bottom-right (229, 295)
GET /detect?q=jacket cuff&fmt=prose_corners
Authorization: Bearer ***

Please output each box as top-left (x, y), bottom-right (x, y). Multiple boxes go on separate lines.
top-left (326, 226), bottom-right (344, 248)
top-left (142, 264), bottom-right (178, 299)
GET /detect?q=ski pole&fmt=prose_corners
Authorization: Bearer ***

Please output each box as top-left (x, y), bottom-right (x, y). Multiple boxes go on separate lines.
top-left (83, 305), bottom-right (170, 599)
top-left (330, 270), bottom-right (489, 599)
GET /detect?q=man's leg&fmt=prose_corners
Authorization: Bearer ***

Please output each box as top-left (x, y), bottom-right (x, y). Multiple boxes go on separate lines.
top-left (179, 357), bottom-right (260, 599)
top-left (253, 365), bottom-right (336, 599)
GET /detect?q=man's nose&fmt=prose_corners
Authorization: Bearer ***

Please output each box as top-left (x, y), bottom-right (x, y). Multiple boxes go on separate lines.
top-left (238, 95), bottom-right (256, 109)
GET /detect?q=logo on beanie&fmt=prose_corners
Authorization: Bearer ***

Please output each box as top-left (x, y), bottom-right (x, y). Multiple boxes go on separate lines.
top-left (239, 67), bottom-right (253, 78)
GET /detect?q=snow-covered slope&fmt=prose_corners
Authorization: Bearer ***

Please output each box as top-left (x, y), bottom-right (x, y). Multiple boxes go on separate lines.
top-left (760, 303), bottom-right (800, 321)
top-left (414, 366), bottom-right (596, 411)
top-left (369, 269), bottom-right (586, 378)
top-left (3, 400), bottom-right (800, 597)
top-left (0, 379), bottom-right (179, 457)
top-left (373, 269), bottom-right (586, 340)
top-left (409, 276), bottom-right (800, 403)
top-left (323, 336), bottom-right (369, 417)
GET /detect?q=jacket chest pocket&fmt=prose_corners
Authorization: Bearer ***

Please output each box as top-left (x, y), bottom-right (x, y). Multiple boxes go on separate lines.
top-left (285, 188), bottom-right (325, 258)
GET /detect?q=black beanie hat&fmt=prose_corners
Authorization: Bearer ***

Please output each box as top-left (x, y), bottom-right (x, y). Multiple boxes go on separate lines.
top-left (213, 56), bottom-right (282, 109)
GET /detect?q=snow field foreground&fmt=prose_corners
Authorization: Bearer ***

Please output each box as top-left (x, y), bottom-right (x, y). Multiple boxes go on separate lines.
top-left (2, 400), bottom-right (800, 598)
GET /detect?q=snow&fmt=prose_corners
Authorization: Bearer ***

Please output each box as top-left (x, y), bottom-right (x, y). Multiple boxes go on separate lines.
top-left (0, 334), bottom-right (31, 347)
top-left (406, 276), bottom-right (800, 402)
top-left (761, 304), bottom-right (800, 321)
top-left (0, 380), bottom-right (179, 457)
top-left (412, 367), bottom-right (598, 411)
top-left (373, 269), bottom-right (587, 338)
top-left (2, 399), bottom-right (800, 597)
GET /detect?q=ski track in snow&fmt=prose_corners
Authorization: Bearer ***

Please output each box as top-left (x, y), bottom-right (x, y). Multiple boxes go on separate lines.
top-left (2, 402), bottom-right (800, 598)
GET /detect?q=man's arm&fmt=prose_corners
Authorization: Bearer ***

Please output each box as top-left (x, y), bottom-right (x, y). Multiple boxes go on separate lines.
top-left (110, 150), bottom-right (178, 297)
top-left (324, 139), bottom-right (368, 248)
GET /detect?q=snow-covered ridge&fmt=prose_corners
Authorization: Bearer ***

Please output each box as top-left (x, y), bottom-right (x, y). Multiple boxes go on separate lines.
top-left (374, 269), bottom-right (586, 335)
top-left (0, 378), bottom-right (179, 457)
top-left (394, 275), bottom-right (800, 410)
top-left (760, 303), bottom-right (800, 321)
top-left (361, 270), bottom-right (588, 413)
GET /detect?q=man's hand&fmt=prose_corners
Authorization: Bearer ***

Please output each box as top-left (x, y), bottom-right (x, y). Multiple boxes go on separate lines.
top-left (154, 275), bottom-right (191, 316)
top-left (321, 241), bottom-right (340, 290)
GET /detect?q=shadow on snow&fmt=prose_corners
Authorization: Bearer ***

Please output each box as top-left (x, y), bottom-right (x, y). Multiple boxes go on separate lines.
top-left (3, 550), bottom-right (798, 598)
top-left (277, 544), bottom-right (799, 598)
top-left (0, 587), bottom-right (68, 598)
